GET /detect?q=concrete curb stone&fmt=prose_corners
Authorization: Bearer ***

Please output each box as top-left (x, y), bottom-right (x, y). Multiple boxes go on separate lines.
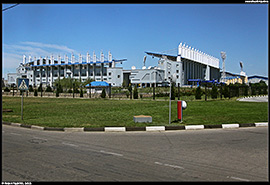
top-left (84, 127), bottom-right (104, 132)
top-left (44, 127), bottom-right (64, 131)
top-left (222, 124), bottom-right (239, 129)
top-left (2, 121), bottom-right (268, 132)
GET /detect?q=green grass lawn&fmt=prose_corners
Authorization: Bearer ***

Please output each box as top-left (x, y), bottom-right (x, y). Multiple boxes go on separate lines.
top-left (2, 96), bottom-right (268, 128)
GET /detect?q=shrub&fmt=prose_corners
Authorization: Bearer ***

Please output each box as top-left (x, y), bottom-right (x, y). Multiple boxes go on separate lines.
top-left (101, 88), bottom-right (106, 98)
top-left (80, 89), bottom-right (83, 97)
top-left (34, 89), bottom-right (38, 96)
top-left (56, 89), bottom-right (59, 97)
top-left (4, 87), bottom-right (10, 92)
top-left (223, 85), bottom-right (230, 98)
top-left (211, 85), bottom-right (218, 99)
top-left (28, 85), bottom-right (34, 92)
top-left (45, 85), bottom-right (53, 92)
top-left (195, 86), bottom-right (202, 100)
top-left (38, 84), bottom-right (43, 92)
top-left (133, 86), bottom-right (138, 99)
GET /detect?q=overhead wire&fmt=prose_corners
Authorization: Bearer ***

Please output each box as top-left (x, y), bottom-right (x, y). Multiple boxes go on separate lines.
top-left (2, 3), bottom-right (20, 12)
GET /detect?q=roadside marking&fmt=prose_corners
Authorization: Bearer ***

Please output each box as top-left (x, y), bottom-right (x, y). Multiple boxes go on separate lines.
top-left (105, 127), bottom-right (126, 132)
top-left (185, 125), bottom-right (204, 130)
top-left (99, 150), bottom-right (123, 157)
top-left (62, 142), bottom-right (79, 147)
top-left (155, 162), bottom-right (184, 169)
top-left (222, 124), bottom-right (239, 129)
top-left (146, 126), bottom-right (165, 131)
top-left (228, 176), bottom-right (250, 182)
top-left (255, 122), bottom-right (268, 127)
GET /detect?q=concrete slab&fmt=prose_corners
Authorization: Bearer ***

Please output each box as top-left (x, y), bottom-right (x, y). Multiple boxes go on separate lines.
top-left (133, 115), bottom-right (152, 123)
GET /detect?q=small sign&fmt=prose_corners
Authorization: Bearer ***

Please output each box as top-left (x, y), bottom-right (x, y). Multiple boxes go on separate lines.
top-left (17, 78), bottom-right (29, 90)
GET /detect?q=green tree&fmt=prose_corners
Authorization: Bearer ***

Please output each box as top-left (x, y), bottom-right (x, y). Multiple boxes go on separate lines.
top-left (4, 87), bottom-right (10, 92)
top-left (101, 88), bottom-right (106, 98)
top-left (223, 85), bottom-right (230, 98)
top-left (195, 86), bottom-right (202, 100)
top-left (211, 84), bottom-right (218, 99)
top-left (128, 84), bottom-right (132, 99)
top-left (243, 84), bottom-right (249, 96)
top-left (133, 85), bottom-right (138, 99)
top-left (250, 83), bottom-right (257, 95)
top-left (45, 85), bottom-right (53, 92)
top-left (80, 88), bottom-right (83, 97)
top-left (34, 89), bottom-right (38, 96)
top-left (28, 85), bottom-right (34, 92)
top-left (38, 83), bottom-right (43, 92)
top-left (170, 82), bottom-right (175, 100)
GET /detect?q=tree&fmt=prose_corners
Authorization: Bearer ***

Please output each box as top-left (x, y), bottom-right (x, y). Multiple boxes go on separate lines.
top-left (28, 85), bottom-right (34, 92)
top-left (34, 89), bottom-right (38, 96)
top-left (4, 87), bottom-right (10, 92)
top-left (223, 85), bottom-right (230, 98)
top-left (38, 83), bottom-right (43, 92)
top-left (250, 83), bottom-right (257, 95)
top-left (128, 84), bottom-right (132, 99)
top-left (56, 88), bottom-right (59, 97)
top-left (45, 85), bottom-right (53, 92)
top-left (170, 82), bottom-right (175, 100)
top-left (195, 86), bottom-right (202, 100)
top-left (243, 84), bottom-right (249, 96)
top-left (80, 88), bottom-right (83, 98)
top-left (133, 85), bottom-right (138, 99)
top-left (259, 81), bottom-right (267, 95)
top-left (101, 88), bottom-right (106, 98)
top-left (211, 84), bottom-right (218, 99)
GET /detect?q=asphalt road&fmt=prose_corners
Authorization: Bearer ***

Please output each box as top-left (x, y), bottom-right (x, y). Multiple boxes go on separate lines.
top-left (2, 125), bottom-right (268, 182)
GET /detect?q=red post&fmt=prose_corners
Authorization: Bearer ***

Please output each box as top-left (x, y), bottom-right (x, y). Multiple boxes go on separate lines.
top-left (177, 100), bottom-right (182, 121)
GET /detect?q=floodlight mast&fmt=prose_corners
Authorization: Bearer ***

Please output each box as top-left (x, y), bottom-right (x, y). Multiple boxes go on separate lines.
top-left (240, 61), bottom-right (243, 72)
top-left (220, 51), bottom-right (226, 82)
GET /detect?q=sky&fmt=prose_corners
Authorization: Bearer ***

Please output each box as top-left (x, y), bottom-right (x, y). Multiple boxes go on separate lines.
top-left (2, 3), bottom-right (268, 79)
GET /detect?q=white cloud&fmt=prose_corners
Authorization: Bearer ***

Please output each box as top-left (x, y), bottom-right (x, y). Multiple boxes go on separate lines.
top-left (21, 41), bottom-right (76, 54)
top-left (2, 41), bottom-right (78, 78)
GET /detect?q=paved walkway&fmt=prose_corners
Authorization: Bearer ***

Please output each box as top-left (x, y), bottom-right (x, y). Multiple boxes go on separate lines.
top-left (237, 95), bottom-right (268, 102)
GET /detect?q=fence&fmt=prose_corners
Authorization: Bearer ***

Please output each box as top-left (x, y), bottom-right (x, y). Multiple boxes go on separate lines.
top-left (2, 83), bottom-right (268, 100)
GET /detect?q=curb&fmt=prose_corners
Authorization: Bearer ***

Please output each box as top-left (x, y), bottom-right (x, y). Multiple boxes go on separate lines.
top-left (222, 124), bottom-right (239, 129)
top-left (185, 125), bottom-right (204, 130)
top-left (2, 121), bottom-right (268, 132)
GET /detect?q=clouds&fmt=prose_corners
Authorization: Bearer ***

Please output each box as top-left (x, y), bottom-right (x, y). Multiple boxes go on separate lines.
top-left (2, 41), bottom-right (78, 78)
top-left (21, 41), bottom-right (76, 54)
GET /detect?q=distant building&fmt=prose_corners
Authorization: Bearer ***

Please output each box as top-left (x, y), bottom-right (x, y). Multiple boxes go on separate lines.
top-left (9, 42), bottom-right (263, 89)
top-left (130, 42), bottom-right (220, 87)
top-left (221, 71), bottom-right (248, 85)
top-left (248, 75), bottom-right (268, 85)
top-left (7, 51), bottom-right (127, 87)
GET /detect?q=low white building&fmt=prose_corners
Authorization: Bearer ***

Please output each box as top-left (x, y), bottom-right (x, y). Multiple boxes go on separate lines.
top-left (248, 75), bottom-right (268, 85)
top-left (130, 42), bottom-right (220, 87)
top-left (7, 51), bottom-right (127, 87)
top-left (6, 42), bottom-right (223, 88)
